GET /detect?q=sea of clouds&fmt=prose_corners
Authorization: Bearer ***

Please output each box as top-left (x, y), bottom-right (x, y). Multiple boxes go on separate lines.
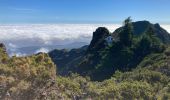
top-left (0, 24), bottom-right (121, 56)
top-left (0, 24), bottom-right (169, 56)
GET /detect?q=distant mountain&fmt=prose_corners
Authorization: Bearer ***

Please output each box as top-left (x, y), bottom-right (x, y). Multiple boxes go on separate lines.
top-left (49, 20), bottom-right (170, 81)
top-left (7, 42), bottom-right (88, 56)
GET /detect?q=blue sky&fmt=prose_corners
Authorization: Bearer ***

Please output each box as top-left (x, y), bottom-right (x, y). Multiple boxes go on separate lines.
top-left (0, 0), bottom-right (170, 24)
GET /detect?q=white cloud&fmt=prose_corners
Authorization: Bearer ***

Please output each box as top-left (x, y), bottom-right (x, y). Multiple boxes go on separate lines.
top-left (160, 25), bottom-right (170, 33)
top-left (8, 43), bottom-right (17, 48)
top-left (10, 52), bottom-right (27, 57)
top-left (35, 48), bottom-right (49, 54)
top-left (0, 24), bottom-right (169, 56)
top-left (0, 24), bottom-right (121, 48)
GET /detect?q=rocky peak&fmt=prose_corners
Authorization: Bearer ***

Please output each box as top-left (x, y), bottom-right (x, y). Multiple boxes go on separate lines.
top-left (87, 27), bottom-right (110, 53)
top-left (154, 23), bottom-right (161, 28)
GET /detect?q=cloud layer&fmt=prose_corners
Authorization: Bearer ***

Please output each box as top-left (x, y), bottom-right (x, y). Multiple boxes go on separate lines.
top-left (0, 24), bottom-right (121, 56)
top-left (0, 24), bottom-right (169, 56)
top-left (161, 25), bottom-right (170, 33)
top-left (0, 24), bottom-right (120, 47)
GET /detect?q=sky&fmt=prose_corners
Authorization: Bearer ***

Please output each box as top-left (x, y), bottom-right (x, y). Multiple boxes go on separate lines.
top-left (0, 0), bottom-right (170, 24)
top-left (0, 0), bottom-right (170, 56)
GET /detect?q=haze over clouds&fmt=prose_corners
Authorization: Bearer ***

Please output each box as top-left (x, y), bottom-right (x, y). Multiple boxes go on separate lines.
top-left (0, 24), bottom-right (121, 56)
top-left (0, 24), bottom-right (121, 47)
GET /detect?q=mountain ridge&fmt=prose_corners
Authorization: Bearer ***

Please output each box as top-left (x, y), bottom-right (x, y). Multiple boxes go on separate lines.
top-left (113, 20), bottom-right (170, 43)
top-left (49, 19), bottom-right (169, 81)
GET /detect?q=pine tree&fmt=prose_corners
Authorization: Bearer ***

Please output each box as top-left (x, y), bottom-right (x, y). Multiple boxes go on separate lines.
top-left (119, 17), bottom-right (133, 46)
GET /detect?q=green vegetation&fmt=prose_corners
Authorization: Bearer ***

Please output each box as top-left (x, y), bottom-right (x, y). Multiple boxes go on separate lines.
top-left (49, 18), bottom-right (170, 82)
top-left (50, 48), bottom-right (170, 99)
top-left (1, 18), bottom-right (170, 99)
top-left (119, 17), bottom-right (133, 46)
top-left (80, 17), bottom-right (165, 81)
top-left (0, 46), bottom-right (56, 100)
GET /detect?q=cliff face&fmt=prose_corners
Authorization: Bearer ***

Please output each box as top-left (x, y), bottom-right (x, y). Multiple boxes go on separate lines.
top-left (87, 27), bottom-right (110, 53)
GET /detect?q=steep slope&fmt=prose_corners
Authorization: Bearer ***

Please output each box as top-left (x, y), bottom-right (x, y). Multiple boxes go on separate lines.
top-left (49, 27), bottom-right (111, 76)
top-left (49, 20), bottom-right (169, 81)
top-left (87, 27), bottom-right (110, 53)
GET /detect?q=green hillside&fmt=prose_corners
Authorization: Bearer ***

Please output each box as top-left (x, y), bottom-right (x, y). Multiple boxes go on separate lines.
top-left (50, 18), bottom-right (168, 81)
top-left (1, 18), bottom-right (170, 99)
top-left (2, 43), bottom-right (170, 99)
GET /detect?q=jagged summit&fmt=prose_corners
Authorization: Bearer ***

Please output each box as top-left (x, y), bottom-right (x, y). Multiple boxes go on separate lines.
top-left (87, 27), bottom-right (110, 53)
